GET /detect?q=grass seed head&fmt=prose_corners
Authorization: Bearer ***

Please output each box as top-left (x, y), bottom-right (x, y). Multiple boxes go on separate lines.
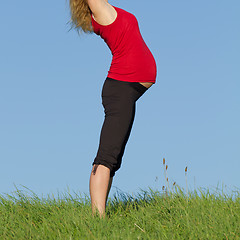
top-left (185, 167), bottom-right (188, 173)
top-left (166, 165), bottom-right (168, 171)
top-left (163, 158), bottom-right (165, 165)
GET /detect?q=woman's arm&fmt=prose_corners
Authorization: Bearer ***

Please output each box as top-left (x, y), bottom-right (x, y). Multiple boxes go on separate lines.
top-left (87, 0), bottom-right (117, 25)
top-left (87, 0), bottom-right (107, 16)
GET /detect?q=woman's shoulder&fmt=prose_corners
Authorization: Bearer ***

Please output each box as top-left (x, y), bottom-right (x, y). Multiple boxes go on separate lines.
top-left (90, 2), bottom-right (118, 26)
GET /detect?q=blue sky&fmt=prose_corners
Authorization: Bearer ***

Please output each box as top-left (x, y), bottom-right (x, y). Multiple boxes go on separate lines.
top-left (0, 0), bottom-right (239, 198)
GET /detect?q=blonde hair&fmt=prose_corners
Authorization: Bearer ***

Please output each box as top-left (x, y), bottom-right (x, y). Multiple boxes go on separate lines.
top-left (69, 0), bottom-right (93, 33)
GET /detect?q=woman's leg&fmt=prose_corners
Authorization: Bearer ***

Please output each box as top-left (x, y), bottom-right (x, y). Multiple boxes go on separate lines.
top-left (89, 164), bottom-right (113, 217)
top-left (89, 164), bottom-right (110, 217)
top-left (106, 176), bottom-right (113, 202)
top-left (90, 78), bottom-right (148, 217)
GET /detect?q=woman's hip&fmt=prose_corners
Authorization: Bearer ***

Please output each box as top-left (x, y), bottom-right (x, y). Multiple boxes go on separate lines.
top-left (101, 77), bottom-right (149, 103)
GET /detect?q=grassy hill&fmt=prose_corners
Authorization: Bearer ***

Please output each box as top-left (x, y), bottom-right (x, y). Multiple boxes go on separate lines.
top-left (0, 185), bottom-right (239, 239)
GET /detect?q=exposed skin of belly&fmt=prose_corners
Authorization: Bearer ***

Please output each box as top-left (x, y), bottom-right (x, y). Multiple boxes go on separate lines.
top-left (138, 82), bottom-right (154, 89)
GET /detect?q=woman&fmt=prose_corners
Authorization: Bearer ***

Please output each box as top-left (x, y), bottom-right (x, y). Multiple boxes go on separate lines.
top-left (69, 0), bottom-right (157, 217)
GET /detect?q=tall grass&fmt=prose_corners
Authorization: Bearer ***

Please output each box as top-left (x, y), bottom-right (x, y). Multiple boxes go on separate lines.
top-left (0, 159), bottom-right (239, 239)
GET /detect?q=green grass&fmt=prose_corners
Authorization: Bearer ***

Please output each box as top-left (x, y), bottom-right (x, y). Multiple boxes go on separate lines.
top-left (0, 186), bottom-right (239, 239)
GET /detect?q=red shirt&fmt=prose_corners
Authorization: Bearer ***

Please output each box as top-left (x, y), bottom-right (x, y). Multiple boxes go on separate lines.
top-left (91, 6), bottom-right (157, 83)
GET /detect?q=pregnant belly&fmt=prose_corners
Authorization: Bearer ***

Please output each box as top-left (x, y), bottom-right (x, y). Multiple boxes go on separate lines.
top-left (138, 82), bottom-right (154, 88)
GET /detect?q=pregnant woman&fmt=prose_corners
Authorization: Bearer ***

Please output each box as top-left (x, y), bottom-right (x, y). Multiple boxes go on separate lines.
top-left (69, 0), bottom-right (157, 217)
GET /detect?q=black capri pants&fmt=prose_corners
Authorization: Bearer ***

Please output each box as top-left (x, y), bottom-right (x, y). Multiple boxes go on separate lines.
top-left (92, 77), bottom-right (151, 177)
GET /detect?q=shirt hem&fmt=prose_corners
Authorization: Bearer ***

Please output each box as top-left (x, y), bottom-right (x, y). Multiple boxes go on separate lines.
top-left (107, 74), bottom-right (156, 83)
